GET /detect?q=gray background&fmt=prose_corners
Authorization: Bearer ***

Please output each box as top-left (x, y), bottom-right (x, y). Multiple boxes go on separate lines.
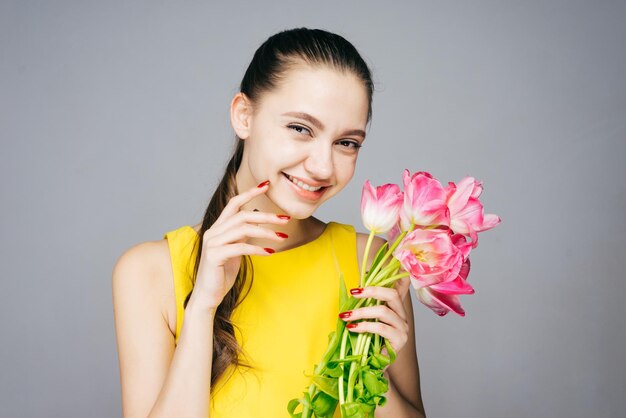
top-left (2, 1), bottom-right (625, 417)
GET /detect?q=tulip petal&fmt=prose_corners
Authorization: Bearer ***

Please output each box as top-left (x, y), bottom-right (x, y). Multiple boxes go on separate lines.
top-left (447, 177), bottom-right (475, 214)
top-left (415, 287), bottom-right (450, 316)
top-left (361, 180), bottom-right (403, 233)
top-left (403, 170), bottom-right (449, 227)
top-left (430, 274), bottom-right (475, 295)
top-left (418, 287), bottom-right (466, 317)
top-left (480, 214), bottom-right (501, 231)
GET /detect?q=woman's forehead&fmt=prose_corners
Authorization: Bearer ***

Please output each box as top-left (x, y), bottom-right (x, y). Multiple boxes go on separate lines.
top-left (259, 66), bottom-right (369, 128)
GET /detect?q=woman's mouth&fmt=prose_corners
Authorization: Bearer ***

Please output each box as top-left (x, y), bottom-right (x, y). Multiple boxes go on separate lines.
top-left (282, 173), bottom-right (329, 200)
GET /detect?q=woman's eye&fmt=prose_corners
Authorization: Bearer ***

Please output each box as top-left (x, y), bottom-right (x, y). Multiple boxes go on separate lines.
top-left (337, 140), bottom-right (362, 149)
top-left (288, 125), bottom-right (311, 135)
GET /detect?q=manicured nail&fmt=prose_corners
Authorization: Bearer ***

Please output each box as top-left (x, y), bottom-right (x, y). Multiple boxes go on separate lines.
top-left (350, 288), bottom-right (364, 295)
top-left (338, 311), bottom-right (352, 319)
top-left (277, 214), bottom-right (291, 220)
top-left (346, 323), bottom-right (358, 329)
top-left (275, 232), bottom-right (288, 238)
top-left (257, 180), bottom-right (270, 188)
top-left (264, 247), bottom-right (275, 254)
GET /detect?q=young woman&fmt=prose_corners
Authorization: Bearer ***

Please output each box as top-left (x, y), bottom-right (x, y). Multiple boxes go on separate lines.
top-left (113, 28), bottom-right (426, 418)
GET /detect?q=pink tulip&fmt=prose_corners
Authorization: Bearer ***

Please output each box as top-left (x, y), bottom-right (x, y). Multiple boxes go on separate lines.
top-left (393, 228), bottom-right (465, 289)
top-left (445, 177), bottom-right (501, 247)
top-left (401, 170), bottom-right (450, 230)
top-left (387, 223), bottom-right (401, 243)
top-left (360, 180), bottom-right (404, 234)
top-left (415, 259), bottom-right (472, 316)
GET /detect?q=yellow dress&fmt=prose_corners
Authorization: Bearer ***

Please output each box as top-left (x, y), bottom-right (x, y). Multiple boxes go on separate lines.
top-left (163, 221), bottom-right (360, 418)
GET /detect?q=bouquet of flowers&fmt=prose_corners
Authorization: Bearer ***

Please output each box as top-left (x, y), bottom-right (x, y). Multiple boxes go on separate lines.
top-left (288, 169), bottom-right (501, 418)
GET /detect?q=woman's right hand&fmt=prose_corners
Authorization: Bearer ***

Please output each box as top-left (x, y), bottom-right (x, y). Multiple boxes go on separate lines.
top-left (187, 180), bottom-right (290, 311)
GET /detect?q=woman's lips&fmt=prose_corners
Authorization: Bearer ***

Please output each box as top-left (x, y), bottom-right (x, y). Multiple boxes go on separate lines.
top-left (282, 173), bottom-right (328, 201)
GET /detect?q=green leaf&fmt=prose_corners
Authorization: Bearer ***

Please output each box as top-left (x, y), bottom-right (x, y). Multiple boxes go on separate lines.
top-left (312, 376), bottom-right (339, 400)
top-left (384, 338), bottom-right (397, 363)
top-left (360, 400), bottom-right (376, 414)
top-left (362, 370), bottom-right (388, 396)
top-left (368, 355), bottom-right (381, 369)
top-left (363, 242), bottom-right (389, 283)
top-left (339, 272), bottom-right (348, 308)
top-left (303, 391), bottom-right (312, 408)
top-left (287, 398), bottom-right (300, 417)
top-left (355, 375), bottom-right (364, 399)
top-left (328, 355), bottom-right (362, 366)
top-left (311, 391), bottom-right (338, 417)
top-left (348, 331), bottom-right (359, 353)
top-left (324, 359), bottom-right (351, 378)
top-left (334, 318), bottom-right (347, 344)
top-left (368, 353), bottom-right (391, 370)
top-left (340, 402), bottom-right (367, 418)
top-left (370, 242), bottom-right (389, 272)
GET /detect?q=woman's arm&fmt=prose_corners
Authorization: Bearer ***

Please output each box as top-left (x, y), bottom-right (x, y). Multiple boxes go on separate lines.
top-left (112, 182), bottom-right (287, 418)
top-left (377, 293), bottom-right (426, 417)
top-left (112, 241), bottom-right (216, 418)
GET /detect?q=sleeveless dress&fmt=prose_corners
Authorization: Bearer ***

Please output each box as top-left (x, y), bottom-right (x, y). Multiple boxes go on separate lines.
top-left (163, 221), bottom-right (360, 418)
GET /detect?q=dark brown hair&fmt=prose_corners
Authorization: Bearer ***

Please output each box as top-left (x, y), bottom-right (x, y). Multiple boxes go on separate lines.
top-left (184, 27), bottom-right (374, 391)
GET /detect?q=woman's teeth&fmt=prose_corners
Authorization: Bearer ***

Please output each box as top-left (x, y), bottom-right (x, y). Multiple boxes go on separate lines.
top-left (286, 174), bottom-right (324, 192)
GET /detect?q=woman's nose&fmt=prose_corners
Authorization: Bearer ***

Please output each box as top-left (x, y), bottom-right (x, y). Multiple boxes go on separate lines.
top-left (304, 143), bottom-right (334, 180)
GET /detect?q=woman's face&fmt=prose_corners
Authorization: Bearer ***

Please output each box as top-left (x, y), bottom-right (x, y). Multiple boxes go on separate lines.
top-left (235, 64), bottom-right (370, 219)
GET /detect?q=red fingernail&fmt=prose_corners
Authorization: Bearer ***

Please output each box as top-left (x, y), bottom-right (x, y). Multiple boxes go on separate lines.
top-left (277, 214), bottom-right (291, 220)
top-left (257, 180), bottom-right (270, 188)
top-left (275, 232), bottom-right (288, 238)
top-left (338, 311), bottom-right (352, 319)
top-left (346, 323), bottom-right (358, 329)
top-left (264, 247), bottom-right (275, 254)
top-left (350, 288), bottom-right (364, 295)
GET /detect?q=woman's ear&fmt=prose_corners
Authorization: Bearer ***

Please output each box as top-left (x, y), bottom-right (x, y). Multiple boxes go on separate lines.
top-left (230, 92), bottom-right (253, 139)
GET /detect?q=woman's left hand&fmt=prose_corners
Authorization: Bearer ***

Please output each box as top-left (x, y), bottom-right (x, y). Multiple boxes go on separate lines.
top-left (339, 276), bottom-right (412, 357)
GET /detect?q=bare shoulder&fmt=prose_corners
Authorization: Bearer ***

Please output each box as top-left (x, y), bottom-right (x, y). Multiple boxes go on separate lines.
top-left (112, 237), bottom-right (177, 337)
top-left (111, 237), bottom-right (179, 417)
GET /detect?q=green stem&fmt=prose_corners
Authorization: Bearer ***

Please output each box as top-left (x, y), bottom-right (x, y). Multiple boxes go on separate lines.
top-left (360, 231), bottom-right (376, 288)
top-left (337, 223), bottom-right (418, 412)
top-left (361, 333), bottom-right (374, 367)
top-left (374, 332), bottom-right (381, 353)
top-left (346, 359), bottom-right (359, 403)
top-left (345, 296), bottom-right (376, 404)
top-left (338, 327), bottom-right (349, 405)
top-left (375, 271), bottom-right (410, 288)
top-left (345, 331), bottom-right (364, 403)
top-left (359, 300), bottom-right (381, 368)
top-left (365, 229), bottom-right (409, 281)
top-left (365, 259), bottom-right (400, 287)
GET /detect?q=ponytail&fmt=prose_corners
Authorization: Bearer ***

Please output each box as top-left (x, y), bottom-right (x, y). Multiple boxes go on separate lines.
top-left (185, 138), bottom-right (254, 390)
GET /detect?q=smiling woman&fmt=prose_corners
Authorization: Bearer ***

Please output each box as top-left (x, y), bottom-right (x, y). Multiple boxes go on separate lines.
top-left (233, 65), bottom-right (369, 219)
top-left (112, 27), bottom-right (426, 418)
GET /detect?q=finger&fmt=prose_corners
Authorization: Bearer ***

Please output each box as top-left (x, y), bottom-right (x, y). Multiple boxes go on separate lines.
top-left (213, 181), bottom-right (272, 226)
top-left (345, 321), bottom-right (407, 354)
top-left (339, 304), bottom-right (407, 332)
top-left (350, 286), bottom-right (407, 321)
top-left (204, 242), bottom-right (275, 266)
top-left (394, 276), bottom-right (411, 301)
top-left (204, 223), bottom-right (288, 247)
top-left (204, 210), bottom-right (290, 241)
top-left (227, 209), bottom-right (290, 230)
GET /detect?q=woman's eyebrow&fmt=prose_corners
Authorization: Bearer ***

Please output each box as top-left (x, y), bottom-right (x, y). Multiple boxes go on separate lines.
top-left (281, 111), bottom-right (366, 138)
